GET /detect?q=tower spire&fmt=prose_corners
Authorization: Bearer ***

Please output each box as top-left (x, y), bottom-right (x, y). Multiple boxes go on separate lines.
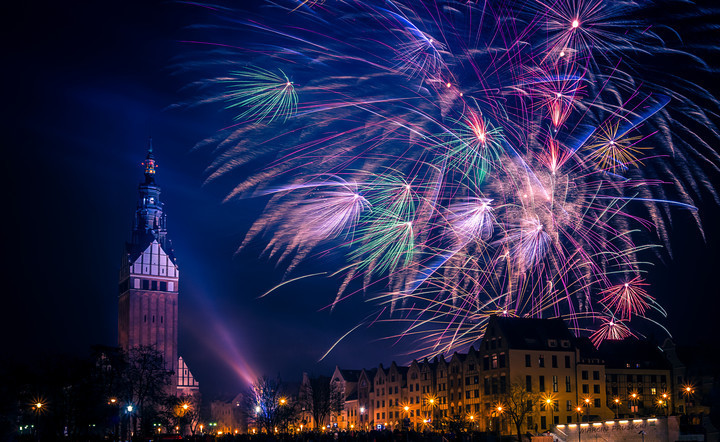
top-left (143, 137), bottom-right (157, 184)
top-left (132, 141), bottom-right (168, 251)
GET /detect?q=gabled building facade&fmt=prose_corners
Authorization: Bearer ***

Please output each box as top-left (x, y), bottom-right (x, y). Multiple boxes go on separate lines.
top-left (324, 315), bottom-right (679, 436)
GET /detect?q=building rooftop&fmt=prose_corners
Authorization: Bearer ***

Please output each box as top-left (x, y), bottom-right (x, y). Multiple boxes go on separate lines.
top-left (484, 315), bottom-right (576, 351)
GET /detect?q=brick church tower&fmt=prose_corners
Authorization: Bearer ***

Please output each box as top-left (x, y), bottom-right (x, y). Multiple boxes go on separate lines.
top-left (118, 142), bottom-right (199, 395)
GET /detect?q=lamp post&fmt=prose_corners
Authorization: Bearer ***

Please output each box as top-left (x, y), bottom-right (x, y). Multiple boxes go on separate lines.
top-left (682, 386), bottom-right (694, 416)
top-left (108, 398), bottom-right (119, 441)
top-left (544, 398), bottom-right (554, 430)
top-left (613, 398), bottom-right (620, 419)
top-left (126, 404), bottom-right (135, 440)
top-left (33, 401), bottom-right (44, 442)
top-left (360, 406), bottom-right (365, 430)
top-left (583, 398), bottom-right (591, 422)
top-left (661, 393), bottom-right (669, 417)
top-left (495, 405), bottom-right (504, 438)
top-left (576, 406), bottom-right (583, 442)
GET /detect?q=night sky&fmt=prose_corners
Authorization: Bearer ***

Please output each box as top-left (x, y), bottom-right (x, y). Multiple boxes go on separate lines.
top-left (4, 1), bottom-right (720, 398)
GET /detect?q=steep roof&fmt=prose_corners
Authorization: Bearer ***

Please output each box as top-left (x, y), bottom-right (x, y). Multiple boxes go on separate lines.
top-left (339, 369), bottom-right (362, 383)
top-left (595, 339), bottom-right (671, 370)
top-left (126, 233), bottom-right (177, 265)
top-left (485, 315), bottom-right (575, 351)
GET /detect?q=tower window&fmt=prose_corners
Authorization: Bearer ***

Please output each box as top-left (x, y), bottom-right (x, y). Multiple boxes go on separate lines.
top-left (142, 280), bottom-right (150, 290)
top-left (144, 315), bottom-right (147, 323)
top-left (151, 281), bottom-right (158, 291)
top-left (152, 315), bottom-right (155, 323)
top-left (161, 316), bottom-right (163, 323)
top-left (160, 281), bottom-right (167, 291)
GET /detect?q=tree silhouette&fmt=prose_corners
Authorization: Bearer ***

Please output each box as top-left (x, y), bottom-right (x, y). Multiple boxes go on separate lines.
top-left (298, 375), bottom-right (345, 429)
top-left (500, 378), bottom-right (540, 441)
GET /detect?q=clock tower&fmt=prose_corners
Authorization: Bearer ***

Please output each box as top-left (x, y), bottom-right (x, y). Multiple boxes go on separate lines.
top-left (118, 141), bottom-right (199, 395)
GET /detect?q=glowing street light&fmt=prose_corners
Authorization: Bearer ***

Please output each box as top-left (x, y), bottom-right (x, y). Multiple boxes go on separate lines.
top-left (544, 396), bottom-right (555, 428)
top-left (660, 392), bottom-right (670, 417)
top-left (583, 397), bottom-right (591, 422)
top-left (32, 401), bottom-right (45, 440)
top-left (494, 405), bottom-right (504, 437)
top-left (682, 385), bottom-right (695, 416)
top-left (613, 398), bottom-right (621, 419)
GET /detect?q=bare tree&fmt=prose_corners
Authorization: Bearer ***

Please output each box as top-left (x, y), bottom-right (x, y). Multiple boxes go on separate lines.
top-left (298, 375), bottom-right (345, 429)
top-left (120, 345), bottom-right (174, 436)
top-left (500, 379), bottom-right (540, 441)
top-left (248, 376), bottom-right (296, 433)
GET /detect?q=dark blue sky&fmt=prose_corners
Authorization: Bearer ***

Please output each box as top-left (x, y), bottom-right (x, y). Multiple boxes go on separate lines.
top-left (3, 0), bottom-right (720, 397)
top-left (3, 0), bottom-right (404, 396)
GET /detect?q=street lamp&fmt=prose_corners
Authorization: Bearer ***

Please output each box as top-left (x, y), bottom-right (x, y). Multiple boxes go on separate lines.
top-left (682, 385), bottom-right (694, 416)
top-left (660, 392), bottom-right (669, 417)
top-left (582, 397), bottom-right (592, 422)
top-left (32, 401), bottom-right (44, 441)
top-left (543, 397), bottom-right (555, 429)
top-left (360, 406), bottom-right (365, 430)
top-left (613, 398), bottom-right (620, 419)
top-left (576, 406), bottom-right (583, 442)
top-left (495, 405), bottom-right (504, 437)
top-left (126, 404), bottom-right (135, 440)
top-left (427, 397), bottom-right (436, 426)
top-left (630, 392), bottom-right (638, 418)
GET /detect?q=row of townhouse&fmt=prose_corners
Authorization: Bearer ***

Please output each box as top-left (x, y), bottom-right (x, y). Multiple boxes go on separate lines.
top-left (327, 315), bottom-right (678, 434)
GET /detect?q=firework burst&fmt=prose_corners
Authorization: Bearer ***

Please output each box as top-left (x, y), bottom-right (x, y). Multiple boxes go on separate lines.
top-left (184, 0), bottom-right (719, 357)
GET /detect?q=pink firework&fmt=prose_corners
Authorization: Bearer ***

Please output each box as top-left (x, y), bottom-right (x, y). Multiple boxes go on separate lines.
top-left (590, 317), bottom-right (635, 348)
top-left (600, 276), bottom-right (654, 320)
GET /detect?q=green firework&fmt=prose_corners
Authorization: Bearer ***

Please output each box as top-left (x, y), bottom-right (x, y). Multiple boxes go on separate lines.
top-left (223, 66), bottom-right (298, 123)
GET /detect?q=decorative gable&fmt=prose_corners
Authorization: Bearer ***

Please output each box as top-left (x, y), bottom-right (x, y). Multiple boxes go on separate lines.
top-left (131, 240), bottom-right (178, 278)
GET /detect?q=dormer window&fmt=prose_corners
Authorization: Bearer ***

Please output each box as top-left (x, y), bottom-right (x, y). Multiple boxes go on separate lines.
top-left (561, 340), bottom-right (571, 348)
top-left (548, 339), bottom-right (558, 347)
